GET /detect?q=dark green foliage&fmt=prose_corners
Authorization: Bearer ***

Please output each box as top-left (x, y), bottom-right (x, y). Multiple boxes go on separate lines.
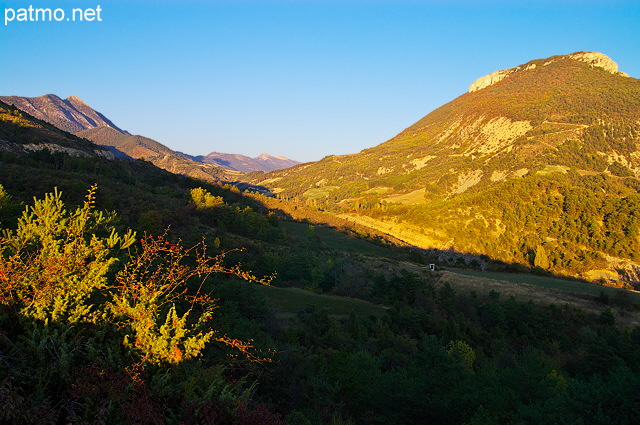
top-left (0, 183), bottom-right (284, 423)
top-left (257, 266), bottom-right (640, 424)
top-left (2, 99), bottom-right (640, 423)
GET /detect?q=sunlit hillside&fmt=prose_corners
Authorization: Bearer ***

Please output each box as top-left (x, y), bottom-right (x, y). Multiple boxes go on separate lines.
top-left (248, 52), bottom-right (640, 284)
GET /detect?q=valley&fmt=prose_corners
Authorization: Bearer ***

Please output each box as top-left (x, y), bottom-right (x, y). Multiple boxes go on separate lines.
top-left (2, 51), bottom-right (640, 424)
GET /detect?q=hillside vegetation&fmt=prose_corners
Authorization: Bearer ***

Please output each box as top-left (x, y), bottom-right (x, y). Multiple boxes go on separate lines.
top-left (248, 52), bottom-right (640, 284)
top-left (2, 175), bottom-right (640, 424)
top-left (0, 100), bottom-right (111, 158)
top-left (3, 53), bottom-right (640, 424)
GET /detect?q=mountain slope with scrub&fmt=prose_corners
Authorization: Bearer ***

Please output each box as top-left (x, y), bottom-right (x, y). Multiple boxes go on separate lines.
top-left (2, 52), bottom-right (640, 424)
top-left (248, 52), bottom-right (640, 284)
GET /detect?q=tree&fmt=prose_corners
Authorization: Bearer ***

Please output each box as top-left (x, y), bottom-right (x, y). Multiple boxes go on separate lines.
top-left (447, 340), bottom-right (476, 372)
top-left (533, 244), bottom-right (550, 270)
top-left (111, 234), bottom-right (273, 365)
top-left (190, 187), bottom-right (224, 209)
top-left (0, 185), bottom-right (135, 324)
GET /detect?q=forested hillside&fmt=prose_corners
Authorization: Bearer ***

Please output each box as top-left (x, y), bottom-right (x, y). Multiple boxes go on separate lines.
top-left (2, 96), bottom-right (640, 423)
top-left (247, 52), bottom-right (640, 283)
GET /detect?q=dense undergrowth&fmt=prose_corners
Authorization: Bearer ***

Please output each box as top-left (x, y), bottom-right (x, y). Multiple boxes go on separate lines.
top-left (1, 151), bottom-right (640, 424)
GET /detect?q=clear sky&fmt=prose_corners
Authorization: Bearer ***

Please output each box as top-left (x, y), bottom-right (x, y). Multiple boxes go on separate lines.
top-left (2, 0), bottom-right (640, 162)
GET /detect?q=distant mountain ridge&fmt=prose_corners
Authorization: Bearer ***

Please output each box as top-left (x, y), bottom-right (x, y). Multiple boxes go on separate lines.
top-left (1, 94), bottom-right (239, 180)
top-left (1, 94), bottom-right (299, 178)
top-left (77, 126), bottom-right (237, 180)
top-left (189, 151), bottom-right (301, 173)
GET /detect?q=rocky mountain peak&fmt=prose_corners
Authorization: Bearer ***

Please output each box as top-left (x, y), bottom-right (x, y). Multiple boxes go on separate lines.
top-left (197, 151), bottom-right (300, 173)
top-left (0, 94), bottom-right (127, 134)
top-left (257, 152), bottom-right (288, 161)
top-left (66, 94), bottom-right (89, 106)
top-left (468, 51), bottom-right (627, 93)
top-left (567, 51), bottom-right (620, 74)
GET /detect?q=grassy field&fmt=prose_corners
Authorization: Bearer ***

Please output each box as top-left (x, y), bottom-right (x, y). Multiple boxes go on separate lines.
top-left (254, 263), bottom-right (640, 326)
top-left (281, 221), bottom-right (400, 258)
top-left (442, 269), bottom-right (640, 327)
top-left (302, 186), bottom-right (339, 199)
top-left (260, 221), bottom-right (399, 319)
top-left (338, 213), bottom-right (451, 250)
top-left (382, 189), bottom-right (427, 205)
top-left (536, 165), bottom-right (569, 175)
top-left (449, 269), bottom-right (640, 302)
top-left (254, 284), bottom-right (388, 319)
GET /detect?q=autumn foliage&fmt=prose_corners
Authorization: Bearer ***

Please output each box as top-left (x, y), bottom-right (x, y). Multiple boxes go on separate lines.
top-left (0, 186), bottom-right (282, 423)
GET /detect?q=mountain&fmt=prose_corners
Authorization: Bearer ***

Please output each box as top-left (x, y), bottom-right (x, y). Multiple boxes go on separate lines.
top-left (4, 56), bottom-right (640, 425)
top-left (0, 94), bottom-right (127, 135)
top-left (1, 94), bottom-right (239, 181)
top-left (0, 99), bottom-right (113, 158)
top-left (5, 102), bottom-right (640, 425)
top-left (190, 151), bottom-right (301, 172)
top-left (2, 94), bottom-right (298, 176)
top-left (247, 52), bottom-right (640, 283)
top-left (77, 126), bottom-right (238, 180)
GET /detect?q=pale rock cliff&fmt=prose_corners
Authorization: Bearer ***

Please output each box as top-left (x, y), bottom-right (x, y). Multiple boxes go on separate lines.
top-left (469, 63), bottom-right (537, 92)
top-left (469, 52), bottom-right (628, 93)
top-left (568, 52), bottom-right (622, 74)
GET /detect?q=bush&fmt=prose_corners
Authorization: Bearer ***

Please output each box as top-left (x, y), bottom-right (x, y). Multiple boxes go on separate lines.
top-left (0, 186), bottom-right (277, 422)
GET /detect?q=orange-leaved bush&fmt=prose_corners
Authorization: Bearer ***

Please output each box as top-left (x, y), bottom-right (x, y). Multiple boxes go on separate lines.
top-left (111, 234), bottom-right (274, 365)
top-left (0, 186), bottom-right (273, 366)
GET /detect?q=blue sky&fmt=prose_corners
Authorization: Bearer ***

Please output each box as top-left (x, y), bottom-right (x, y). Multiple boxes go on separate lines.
top-left (3, 0), bottom-right (640, 162)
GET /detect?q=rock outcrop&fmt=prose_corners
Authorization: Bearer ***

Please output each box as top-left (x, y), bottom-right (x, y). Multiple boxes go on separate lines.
top-left (469, 63), bottom-right (537, 92)
top-left (568, 51), bottom-right (622, 74)
top-left (469, 51), bottom-right (628, 92)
